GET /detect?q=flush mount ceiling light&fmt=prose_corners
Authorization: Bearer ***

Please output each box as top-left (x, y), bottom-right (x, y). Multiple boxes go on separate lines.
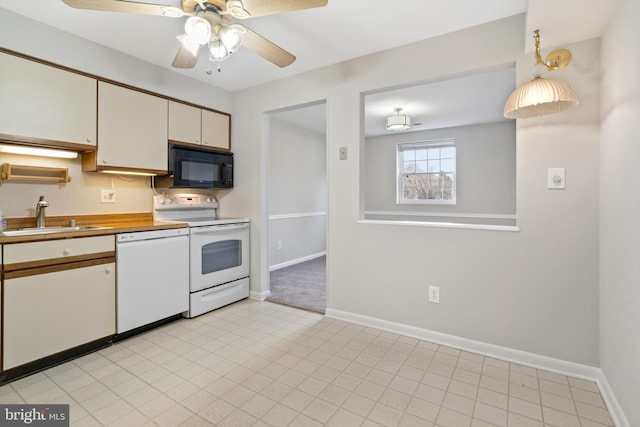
top-left (504, 30), bottom-right (579, 119)
top-left (386, 107), bottom-right (411, 131)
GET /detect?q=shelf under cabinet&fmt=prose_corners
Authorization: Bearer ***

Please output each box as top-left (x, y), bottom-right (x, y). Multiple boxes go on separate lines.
top-left (1, 163), bottom-right (71, 183)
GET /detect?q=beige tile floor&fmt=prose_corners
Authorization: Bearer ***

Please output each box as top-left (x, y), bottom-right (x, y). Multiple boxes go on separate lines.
top-left (0, 300), bottom-right (614, 426)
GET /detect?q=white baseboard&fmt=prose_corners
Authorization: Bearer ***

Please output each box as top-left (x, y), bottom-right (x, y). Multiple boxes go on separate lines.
top-left (325, 308), bottom-right (630, 426)
top-left (250, 290), bottom-right (270, 301)
top-left (270, 251), bottom-right (326, 271)
top-left (597, 370), bottom-right (631, 427)
top-left (325, 308), bottom-right (599, 380)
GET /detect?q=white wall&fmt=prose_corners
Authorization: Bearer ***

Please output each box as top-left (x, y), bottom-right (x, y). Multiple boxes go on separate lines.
top-left (0, 9), bottom-right (233, 218)
top-left (365, 121), bottom-right (516, 225)
top-left (600, 0), bottom-right (640, 425)
top-left (231, 13), bottom-right (602, 366)
top-left (269, 117), bottom-right (326, 267)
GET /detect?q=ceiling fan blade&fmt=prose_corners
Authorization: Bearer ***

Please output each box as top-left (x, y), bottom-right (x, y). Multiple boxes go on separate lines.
top-left (61, 0), bottom-right (185, 17)
top-left (242, 28), bottom-right (295, 68)
top-left (172, 45), bottom-right (202, 68)
top-left (221, 0), bottom-right (328, 19)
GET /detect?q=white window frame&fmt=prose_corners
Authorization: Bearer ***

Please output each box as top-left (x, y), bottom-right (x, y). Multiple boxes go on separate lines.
top-left (396, 138), bottom-right (456, 205)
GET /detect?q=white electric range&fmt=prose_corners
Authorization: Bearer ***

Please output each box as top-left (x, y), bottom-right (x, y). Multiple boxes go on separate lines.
top-left (153, 194), bottom-right (250, 317)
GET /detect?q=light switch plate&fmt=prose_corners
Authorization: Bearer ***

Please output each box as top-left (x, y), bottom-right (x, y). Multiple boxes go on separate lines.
top-left (339, 147), bottom-right (348, 160)
top-left (548, 168), bottom-right (565, 189)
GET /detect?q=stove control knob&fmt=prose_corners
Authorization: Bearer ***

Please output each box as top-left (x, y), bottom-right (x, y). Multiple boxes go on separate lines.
top-left (206, 198), bottom-right (212, 203)
top-left (158, 197), bottom-right (165, 204)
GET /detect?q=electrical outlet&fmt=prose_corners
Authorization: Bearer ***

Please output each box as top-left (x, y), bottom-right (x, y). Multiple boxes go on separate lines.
top-left (429, 286), bottom-right (440, 304)
top-left (277, 240), bottom-right (282, 250)
top-left (101, 189), bottom-right (116, 203)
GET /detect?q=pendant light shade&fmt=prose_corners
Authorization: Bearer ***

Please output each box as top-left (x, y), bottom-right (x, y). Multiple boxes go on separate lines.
top-left (503, 77), bottom-right (579, 119)
top-left (504, 30), bottom-right (579, 119)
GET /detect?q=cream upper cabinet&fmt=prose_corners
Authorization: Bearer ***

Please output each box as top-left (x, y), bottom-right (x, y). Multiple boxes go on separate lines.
top-left (168, 101), bottom-right (201, 144)
top-left (169, 100), bottom-right (230, 150)
top-left (202, 109), bottom-right (230, 150)
top-left (95, 81), bottom-right (168, 173)
top-left (0, 52), bottom-right (97, 148)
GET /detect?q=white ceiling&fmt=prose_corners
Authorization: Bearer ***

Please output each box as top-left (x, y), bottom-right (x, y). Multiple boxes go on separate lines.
top-left (0, 0), bottom-right (527, 92)
top-left (0, 0), bottom-right (620, 136)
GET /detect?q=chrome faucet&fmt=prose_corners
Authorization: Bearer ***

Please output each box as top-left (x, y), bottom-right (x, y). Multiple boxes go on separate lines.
top-left (35, 195), bottom-right (48, 228)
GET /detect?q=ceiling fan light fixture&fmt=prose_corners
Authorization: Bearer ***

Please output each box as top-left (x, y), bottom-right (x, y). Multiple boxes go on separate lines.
top-left (217, 24), bottom-right (246, 53)
top-left (177, 33), bottom-right (201, 55)
top-left (184, 16), bottom-right (211, 45)
top-left (386, 107), bottom-right (411, 131)
top-left (209, 39), bottom-right (230, 61)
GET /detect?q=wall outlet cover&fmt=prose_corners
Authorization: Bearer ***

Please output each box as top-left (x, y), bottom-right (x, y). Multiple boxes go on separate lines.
top-left (101, 189), bottom-right (116, 203)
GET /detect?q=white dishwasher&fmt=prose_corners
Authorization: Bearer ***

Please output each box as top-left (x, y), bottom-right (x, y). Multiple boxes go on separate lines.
top-left (116, 227), bottom-right (189, 334)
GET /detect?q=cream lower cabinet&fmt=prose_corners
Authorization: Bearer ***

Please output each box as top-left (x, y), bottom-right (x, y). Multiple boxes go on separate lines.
top-left (2, 236), bottom-right (115, 370)
top-left (0, 52), bottom-right (97, 148)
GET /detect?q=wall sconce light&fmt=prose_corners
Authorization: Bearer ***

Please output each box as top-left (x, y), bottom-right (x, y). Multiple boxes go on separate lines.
top-left (386, 107), bottom-right (411, 131)
top-left (504, 30), bottom-right (579, 119)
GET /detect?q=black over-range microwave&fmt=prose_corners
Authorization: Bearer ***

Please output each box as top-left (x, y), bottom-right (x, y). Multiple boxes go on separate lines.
top-left (155, 144), bottom-right (234, 189)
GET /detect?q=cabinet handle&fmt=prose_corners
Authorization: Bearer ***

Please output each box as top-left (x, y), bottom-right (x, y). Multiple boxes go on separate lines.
top-left (195, 138), bottom-right (200, 143)
top-left (105, 266), bottom-right (112, 274)
top-left (63, 249), bottom-right (71, 256)
top-left (102, 160), bottom-right (108, 164)
top-left (86, 137), bottom-right (92, 143)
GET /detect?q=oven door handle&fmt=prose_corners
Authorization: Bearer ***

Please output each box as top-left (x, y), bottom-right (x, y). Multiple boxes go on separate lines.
top-left (191, 223), bottom-right (249, 235)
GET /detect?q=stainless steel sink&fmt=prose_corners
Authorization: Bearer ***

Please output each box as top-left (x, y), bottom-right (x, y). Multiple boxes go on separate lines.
top-left (1, 225), bottom-right (112, 237)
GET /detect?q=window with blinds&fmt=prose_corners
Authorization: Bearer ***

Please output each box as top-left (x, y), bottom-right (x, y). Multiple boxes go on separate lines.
top-left (397, 138), bottom-right (456, 204)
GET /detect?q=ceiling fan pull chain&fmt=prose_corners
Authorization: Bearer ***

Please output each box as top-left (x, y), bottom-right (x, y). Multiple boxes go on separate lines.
top-left (206, 58), bottom-right (223, 74)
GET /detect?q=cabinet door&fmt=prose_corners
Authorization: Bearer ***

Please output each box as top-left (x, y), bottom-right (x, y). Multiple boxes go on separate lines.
top-left (97, 82), bottom-right (168, 172)
top-left (3, 262), bottom-right (115, 370)
top-left (0, 52), bottom-right (97, 147)
top-left (168, 101), bottom-right (201, 144)
top-left (201, 109), bottom-right (230, 150)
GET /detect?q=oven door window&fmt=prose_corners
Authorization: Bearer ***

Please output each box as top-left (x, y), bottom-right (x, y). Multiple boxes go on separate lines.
top-left (202, 240), bottom-right (242, 274)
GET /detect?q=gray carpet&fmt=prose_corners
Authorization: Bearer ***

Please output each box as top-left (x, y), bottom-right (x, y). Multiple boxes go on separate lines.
top-left (267, 256), bottom-right (326, 313)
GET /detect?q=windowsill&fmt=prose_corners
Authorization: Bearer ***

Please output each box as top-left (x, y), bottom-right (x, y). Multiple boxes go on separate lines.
top-left (357, 219), bottom-right (520, 232)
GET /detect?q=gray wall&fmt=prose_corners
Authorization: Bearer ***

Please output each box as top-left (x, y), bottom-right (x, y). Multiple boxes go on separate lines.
top-left (600, 0), bottom-right (640, 425)
top-left (365, 121), bottom-right (516, 225)
top-left (229, 14), bottom-right (602, 367)
top-left (269, 118), bottom-right (326, 268)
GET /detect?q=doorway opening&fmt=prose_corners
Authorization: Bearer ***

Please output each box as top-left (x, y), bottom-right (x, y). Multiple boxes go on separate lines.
top-left (266, 101), bottom-right (327, 313)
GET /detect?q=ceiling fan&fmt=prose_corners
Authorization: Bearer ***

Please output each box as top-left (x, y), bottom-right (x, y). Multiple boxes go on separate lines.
top-left (60, 0), bottom-right (328, 71)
